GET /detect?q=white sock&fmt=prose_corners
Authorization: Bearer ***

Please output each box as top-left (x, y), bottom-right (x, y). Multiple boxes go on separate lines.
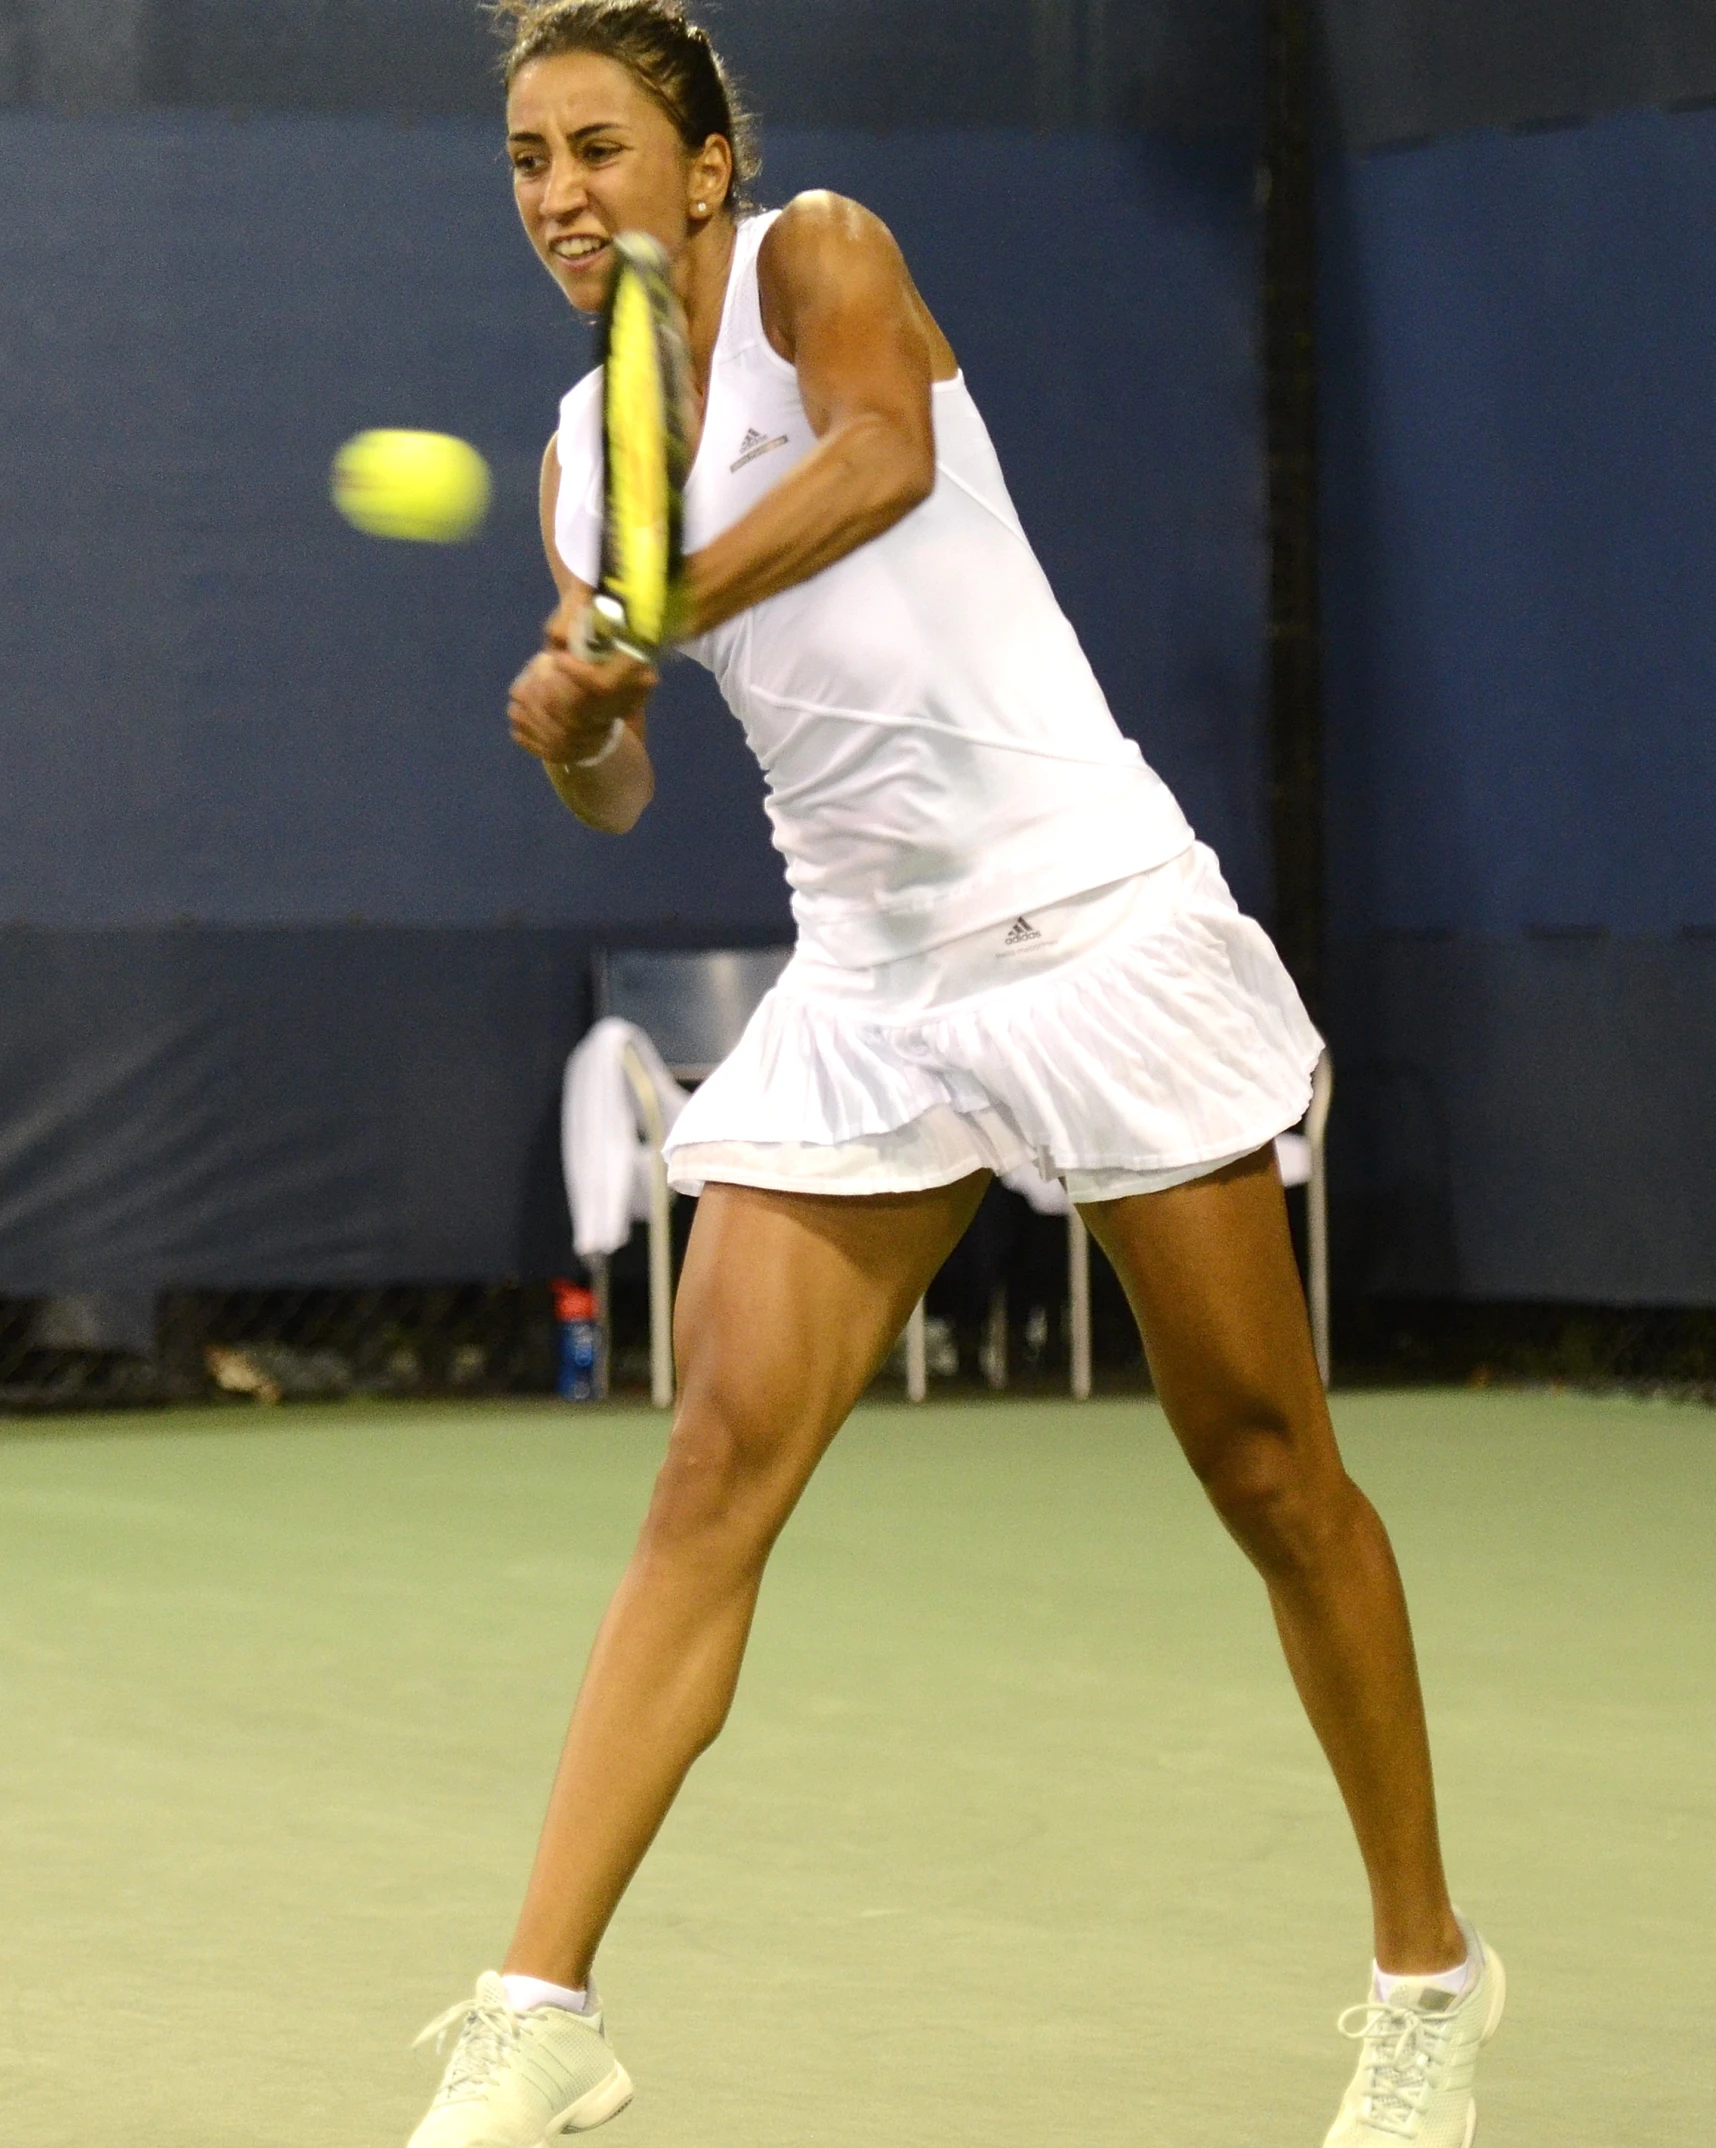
top-left (501, 1973), bottom-right (596, 2015)
top-left (1373, 1935), bottom-right (1477, 2004)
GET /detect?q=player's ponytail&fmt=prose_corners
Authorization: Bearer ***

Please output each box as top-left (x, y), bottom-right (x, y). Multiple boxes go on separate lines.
top-left (490, 0), bottom-right (760, 211)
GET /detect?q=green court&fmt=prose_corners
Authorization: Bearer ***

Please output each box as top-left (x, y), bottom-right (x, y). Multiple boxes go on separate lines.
top-left (2, 1391), bottom-right (1710, 2146)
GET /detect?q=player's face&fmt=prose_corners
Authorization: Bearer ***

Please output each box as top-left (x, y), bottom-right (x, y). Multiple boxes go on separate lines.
top-left (507, 52), bottom-right (700, 314)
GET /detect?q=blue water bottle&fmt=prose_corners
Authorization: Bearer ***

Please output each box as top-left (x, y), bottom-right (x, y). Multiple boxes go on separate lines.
top-left (553, 1281), bottom-right (600, 1401)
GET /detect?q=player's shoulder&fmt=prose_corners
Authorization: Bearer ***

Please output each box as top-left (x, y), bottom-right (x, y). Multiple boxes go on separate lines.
top-left (760, 191), bottom-right (904, 280)
top-left (768, 191), bottom-right (897, 253)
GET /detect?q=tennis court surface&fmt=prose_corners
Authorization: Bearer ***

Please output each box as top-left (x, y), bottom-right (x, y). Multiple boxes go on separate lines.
top-left (2, 1390), bottom-right (1710, 2146)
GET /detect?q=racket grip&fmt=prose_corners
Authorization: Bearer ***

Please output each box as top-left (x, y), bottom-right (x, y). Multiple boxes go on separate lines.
top-left (580, 591), bottom-right (657, 666)
top-left (579, 592), bottom-right (622, 658)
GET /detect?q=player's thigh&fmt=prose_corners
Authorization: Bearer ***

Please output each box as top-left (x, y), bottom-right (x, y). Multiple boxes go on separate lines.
top-left (1078, 1149), bottom-right (1336, 1483)
top-left (671, 1173), bottom-right (988, 1479)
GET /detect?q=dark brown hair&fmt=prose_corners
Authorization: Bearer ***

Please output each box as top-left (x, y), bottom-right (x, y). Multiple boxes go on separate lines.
top-left (491, 0), bottom-right (760, 210)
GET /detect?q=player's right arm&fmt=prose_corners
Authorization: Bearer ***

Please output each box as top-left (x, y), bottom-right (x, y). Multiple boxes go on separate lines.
top-left (508, 436), bottom-right (656, 835)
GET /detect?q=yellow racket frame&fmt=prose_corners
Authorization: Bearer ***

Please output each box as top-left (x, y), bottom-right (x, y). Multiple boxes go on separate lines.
top-left (594, 235), bottom-right (690, 660)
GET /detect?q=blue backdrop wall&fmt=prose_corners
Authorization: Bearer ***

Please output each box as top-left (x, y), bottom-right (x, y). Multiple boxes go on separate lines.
top-left (0, 115), bottom-right (1266, 1286)
top-left (1319, 104), bottom-right (1716, 1302)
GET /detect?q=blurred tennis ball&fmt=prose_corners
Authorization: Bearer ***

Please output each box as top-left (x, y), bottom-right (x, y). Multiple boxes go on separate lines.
top-left (331, 429), bottom-right (492, 543)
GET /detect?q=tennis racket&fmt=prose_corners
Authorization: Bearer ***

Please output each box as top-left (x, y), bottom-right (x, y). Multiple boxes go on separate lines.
top-left (584, 232), bottom-right (692, 664)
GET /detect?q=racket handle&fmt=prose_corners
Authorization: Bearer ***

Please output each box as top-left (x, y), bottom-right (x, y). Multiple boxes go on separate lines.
top-left (581, 591), bottom-right (654, 666)
top-left (579, 592), bottom-right (623, 657)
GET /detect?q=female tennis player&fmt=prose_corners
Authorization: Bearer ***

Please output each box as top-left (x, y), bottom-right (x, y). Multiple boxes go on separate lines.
top-left (409, 5), bottom-right (1502, 2142)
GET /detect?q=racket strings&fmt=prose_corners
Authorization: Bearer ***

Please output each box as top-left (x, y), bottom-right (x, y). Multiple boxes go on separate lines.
top-left (599, 236), bottom-right (690, 657)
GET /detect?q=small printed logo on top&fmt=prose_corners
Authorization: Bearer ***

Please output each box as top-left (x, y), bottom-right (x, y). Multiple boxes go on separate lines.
top-left (1001, 916), bottom-right (1043, 950)
top-left (731, 427), bottom-right (791, 472)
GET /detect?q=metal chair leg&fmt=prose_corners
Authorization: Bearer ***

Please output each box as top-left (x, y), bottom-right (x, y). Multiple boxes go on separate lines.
top-left (1306, 1050), bottom-right (1334, 1389)
top-left (621, 1042), bottom-right (676, 1412)
top-left (906, 1298), bottom-right (928, 1403)
top-left (645, 1150), bottom-right (674, 1411)
top-left (1069, 1210), bottom-right (1092, 1401)
top-left (980, 1283), bottom-right (1008, 1391)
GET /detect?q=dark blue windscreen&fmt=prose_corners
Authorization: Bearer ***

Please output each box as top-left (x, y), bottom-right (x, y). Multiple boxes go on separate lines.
top-left (1323, 105), bottom-right (1716, 942)
top-left (0, 117), bottom-right (1265, 932)
top-left (0, 113), bottom-right (1265, 1287)
top-left (0, 112), bottom-right (780, 934)
top-left (1320, 105), bottom-right (1716, 1302)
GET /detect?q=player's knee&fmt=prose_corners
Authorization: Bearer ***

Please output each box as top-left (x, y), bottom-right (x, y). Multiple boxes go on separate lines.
top-left (640, 1398), bottom-right (791, 1573)
top-left (1187, 1404), bottom-right (1342, 1570)
top-left (1194, 1419), bottom-right (1293, 1529)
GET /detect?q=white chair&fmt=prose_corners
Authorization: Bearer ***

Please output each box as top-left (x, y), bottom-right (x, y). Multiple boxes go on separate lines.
top-left (588, 947), bottom-right (793, 1409)
top-left (903, 1184), bottom-right (1094, 1402)
top-left (903, 1165), bottom-right (1086, 1401)
top-left (905, 1048), bottom-right (1334, 1401)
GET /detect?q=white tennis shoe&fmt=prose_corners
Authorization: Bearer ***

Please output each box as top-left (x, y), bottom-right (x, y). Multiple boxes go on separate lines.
top-left (408, 1972), bottom-right (633, 2147)
top-left (1323, 1922), bottom-right (1505, 2147)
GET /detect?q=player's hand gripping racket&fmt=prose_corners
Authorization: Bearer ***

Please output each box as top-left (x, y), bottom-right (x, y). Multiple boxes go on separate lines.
top-left (582, 232), bottom-right (693, 664)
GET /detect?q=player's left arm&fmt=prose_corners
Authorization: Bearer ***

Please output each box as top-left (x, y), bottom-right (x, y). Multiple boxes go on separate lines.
top-left (512, 432), bottom-right (658, 834)
top-left (679, 193), bottom-right (955, 637)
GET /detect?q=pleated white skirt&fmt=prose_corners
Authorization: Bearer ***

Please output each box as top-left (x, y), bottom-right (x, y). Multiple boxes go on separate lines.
top-left (665, 842), bottom-right (1323, 1202)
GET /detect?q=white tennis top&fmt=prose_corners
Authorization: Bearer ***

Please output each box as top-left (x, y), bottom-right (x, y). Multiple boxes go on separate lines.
top-left (555, 209), bottom-right (1193, 967)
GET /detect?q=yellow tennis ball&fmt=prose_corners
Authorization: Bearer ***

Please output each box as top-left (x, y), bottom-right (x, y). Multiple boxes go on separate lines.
top-left (331, 429), bottom-right (492, 543)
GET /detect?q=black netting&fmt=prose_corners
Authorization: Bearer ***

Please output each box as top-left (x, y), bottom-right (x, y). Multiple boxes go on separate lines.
top-left (6, 1260), bottom-right (1712, 1417)
top-left (0, 1182), bottom-right (1154, 1413)
top-left (1334, 1299), bottom-right (1716, 1403)
top-left (0, 1284), bottom-right (560, 1414)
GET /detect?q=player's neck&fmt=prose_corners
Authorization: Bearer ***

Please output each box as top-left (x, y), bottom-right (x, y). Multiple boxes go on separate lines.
top-left (677, 215), bottom-right (739, 407)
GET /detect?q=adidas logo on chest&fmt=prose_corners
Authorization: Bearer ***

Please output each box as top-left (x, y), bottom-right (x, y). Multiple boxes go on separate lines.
top-left (730, 426), bottom-right (791, 473)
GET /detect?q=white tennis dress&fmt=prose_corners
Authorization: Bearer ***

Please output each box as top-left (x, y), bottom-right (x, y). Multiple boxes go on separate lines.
top-left (554, 210), bottom-right (1321, 1200)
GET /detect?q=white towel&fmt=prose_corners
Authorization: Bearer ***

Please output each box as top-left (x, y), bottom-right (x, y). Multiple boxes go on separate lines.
top-left (1000, 1162), bottom-right (1072, 1216)
top-left (562, 1019), bottom-right (690, 1261)
top-left (1274, 1131), bottom-right (1313, 1187)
